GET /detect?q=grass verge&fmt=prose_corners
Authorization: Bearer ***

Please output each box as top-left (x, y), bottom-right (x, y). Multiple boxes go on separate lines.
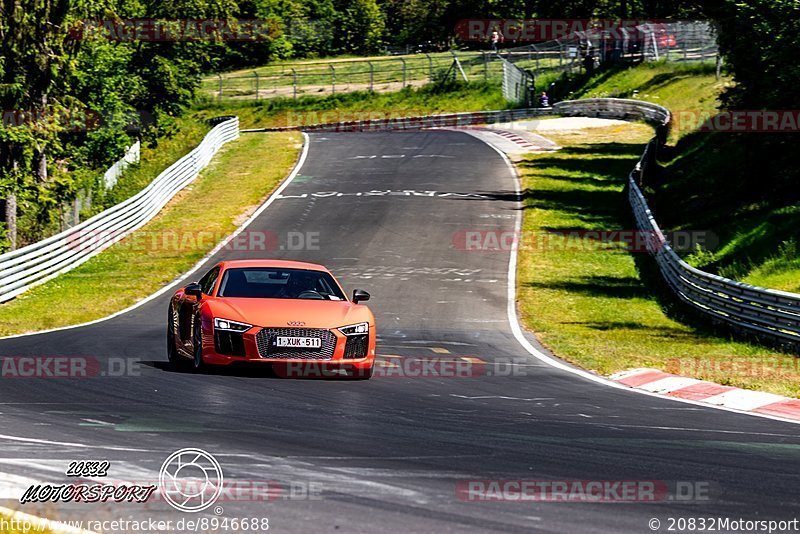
top-left (560, 61), bottom-right (800, 293)
top-left (0, 132), bottom-right (302, 336)
top-left (571, 61), bottom-right (729, 142)
top-left (516, 124), bottom-right (799, 397)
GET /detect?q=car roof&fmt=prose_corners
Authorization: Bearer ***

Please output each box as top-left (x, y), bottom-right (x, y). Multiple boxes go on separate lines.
top-left (217, 259), bottom-right (330, 272)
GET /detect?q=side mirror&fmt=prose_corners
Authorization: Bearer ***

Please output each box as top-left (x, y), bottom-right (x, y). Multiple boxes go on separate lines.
top-left (185, 282), bottom-right (203, 299)
top-left (352, 289), bottom-right (370, 304)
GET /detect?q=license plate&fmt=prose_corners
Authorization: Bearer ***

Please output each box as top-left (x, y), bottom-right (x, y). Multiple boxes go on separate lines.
top-left (275, 336), bottom-right (321, 349)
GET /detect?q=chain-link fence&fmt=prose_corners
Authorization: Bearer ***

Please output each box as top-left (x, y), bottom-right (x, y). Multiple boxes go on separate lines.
top-left (499, 21), bottom-right (718, 78)
top-left (501, 58), bottom-right (534, 105)
top-left (204, 22), bottom-right (718, 102)
top-left (202, 51), bottom-right (505, 101)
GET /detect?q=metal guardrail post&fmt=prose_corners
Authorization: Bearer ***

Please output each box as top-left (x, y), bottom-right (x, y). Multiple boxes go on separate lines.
top-left (292, 68), bottom-right (297, 99)
top-left (532, 44), bottom-right (539, 74)
top-left (401, 57), bottom-right (407, 87)
top-left (426, 54), bottom-right (433, 82)
top-left (716, 53), bottom-right (721, 80)
top-left (254, 71), bottom-right (260, 101)
top-left (368, 61), bottom-right (374, 91)
top-left (217, 73), bottom-right (223, 102)
top-left (330, 64), bottom-right (335, 95)
top-left (557, 40), bottom-right (563, 68)
top-left (482, 52), bottom-right (488, 80)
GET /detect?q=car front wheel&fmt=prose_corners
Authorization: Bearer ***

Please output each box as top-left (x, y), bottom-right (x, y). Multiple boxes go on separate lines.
top-left (193, 315), bottom-right (205, 372)
top-left (167, 307), bottom-right (182, 368)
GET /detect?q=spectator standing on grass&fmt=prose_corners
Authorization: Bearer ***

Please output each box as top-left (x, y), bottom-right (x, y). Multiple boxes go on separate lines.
top-left (539, 91), bottom-right (549, 107)
top-left (490, 29), bottom-right (503, 52)
top-left (583, 52), bottom-right (595, 75)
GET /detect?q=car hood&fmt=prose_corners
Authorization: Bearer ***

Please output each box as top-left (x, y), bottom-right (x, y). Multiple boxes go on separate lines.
top-left (207, 297), bottom-right (371, 329)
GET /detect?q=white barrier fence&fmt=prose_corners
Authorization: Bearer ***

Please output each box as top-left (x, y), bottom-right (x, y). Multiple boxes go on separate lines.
top-left (500, 57), bottom-right (533, 105)
top-left (0, 117), bottom-right (239, 303)
top-left (554, 98), bottom-right (800, 347)
top-left (103, 140), bottom-right (141, 189)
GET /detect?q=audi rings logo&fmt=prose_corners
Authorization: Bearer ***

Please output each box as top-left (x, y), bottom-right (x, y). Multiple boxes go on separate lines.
top-left (159, 448), bottom-right (224, 513)
top-left (287, 321), bottom-right (305, 326)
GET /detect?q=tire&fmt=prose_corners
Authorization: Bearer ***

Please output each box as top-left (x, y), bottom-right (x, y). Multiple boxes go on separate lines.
top-left (166, 307), bottom-right (183, 368)
top-left (193, 315), bottom-right (205, 372)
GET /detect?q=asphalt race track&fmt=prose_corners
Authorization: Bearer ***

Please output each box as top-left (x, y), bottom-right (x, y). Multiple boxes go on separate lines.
top-left (1, 131), bottom-right (799, 533)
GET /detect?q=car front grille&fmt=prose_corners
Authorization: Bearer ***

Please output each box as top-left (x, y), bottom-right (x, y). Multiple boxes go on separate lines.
top-left (255, 327), bottom-right (336, 360)
top-left (343, 334), bottom-right (369, 359)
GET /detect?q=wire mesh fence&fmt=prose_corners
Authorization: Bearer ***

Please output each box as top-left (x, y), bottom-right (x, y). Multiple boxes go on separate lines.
top-left (500, 21), bottom-right (719, 77)
top-left (202, 51), bottom-right (504, 101)
top-left (203, 21), bottom-right (718, 102)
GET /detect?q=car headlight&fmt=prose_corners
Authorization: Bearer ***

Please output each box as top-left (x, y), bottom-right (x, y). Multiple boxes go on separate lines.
top-left (214, 318), bottom-right (252, 332)
top-left (338, 322), bottom-right (369, 336)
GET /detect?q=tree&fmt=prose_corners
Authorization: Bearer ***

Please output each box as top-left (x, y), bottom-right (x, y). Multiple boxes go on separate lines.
top-left (336, 0), bottom-right (385, 54)
top-left (707, 0), bottom-right (800, 109)
top-left (0, 0), bottom-right (72, 249)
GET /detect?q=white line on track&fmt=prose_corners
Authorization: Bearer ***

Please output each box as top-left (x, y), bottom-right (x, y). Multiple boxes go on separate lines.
top-left (0, 433), bottom-right (150, 451)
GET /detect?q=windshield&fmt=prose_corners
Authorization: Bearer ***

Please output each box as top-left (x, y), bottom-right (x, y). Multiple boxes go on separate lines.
top-left (217, 267), bottom-right (346, 300)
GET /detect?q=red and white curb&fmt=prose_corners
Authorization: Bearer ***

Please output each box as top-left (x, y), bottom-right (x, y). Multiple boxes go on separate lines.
top-left (611, 368), bottom-right (800, 421)
top-left (446, 128), bottom-right (559, 158)
top-left (484, 129), bottom-right (541, 150)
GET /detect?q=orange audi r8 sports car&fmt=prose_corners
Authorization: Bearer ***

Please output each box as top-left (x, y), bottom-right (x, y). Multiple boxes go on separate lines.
top-left (167, 260), bottom-right (376, 378)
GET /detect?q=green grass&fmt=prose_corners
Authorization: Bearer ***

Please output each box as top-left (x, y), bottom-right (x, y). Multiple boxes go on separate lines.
top-left (0, 132), bottom-right (302, 335)
top-left (516, 124), bottom-right (799, 397)
top-left (194, 81), bottom-right (509, 130)
top-left (559, 61), bottom-right (800, 292)
top-left (572, 61), bottom-right (728, 142)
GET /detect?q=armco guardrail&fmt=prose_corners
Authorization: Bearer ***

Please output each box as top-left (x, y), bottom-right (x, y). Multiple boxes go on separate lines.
top-left (0, 117), bottom-right (239, 303)
top-left (242, 108), bottom-right (554, 133)
top-left (556, 98), bottom-right (800, 347)
top-left (103, 140), bottom-right (141, 189)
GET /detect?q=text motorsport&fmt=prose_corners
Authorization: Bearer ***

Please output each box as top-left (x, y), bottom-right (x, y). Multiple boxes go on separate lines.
top-left (20, 483), bottom-right (156, 504)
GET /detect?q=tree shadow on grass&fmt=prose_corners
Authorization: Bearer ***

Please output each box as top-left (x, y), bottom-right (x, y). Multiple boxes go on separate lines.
top-left (554, 143), bottom-right (647, 157)
top-left (520, 155), bottom-right (638, 183)
top-left (468, 187), bottom-right (627, 227)
top-left (523, 275), bottom-right (650, 300)
top-left (559, 321), bottom-right (696, 339)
